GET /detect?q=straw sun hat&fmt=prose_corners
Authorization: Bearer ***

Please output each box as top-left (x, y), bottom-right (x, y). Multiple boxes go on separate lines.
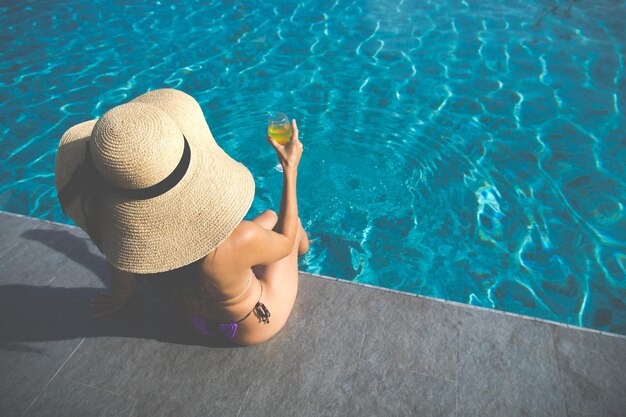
top-left (54, 88), bottom-right (255, 274)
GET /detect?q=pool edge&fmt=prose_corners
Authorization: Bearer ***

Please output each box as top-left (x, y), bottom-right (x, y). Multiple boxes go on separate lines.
top-left (306, 271), bottom-right (626, 340)
top-left (3, 209), bottom-right (625, 340)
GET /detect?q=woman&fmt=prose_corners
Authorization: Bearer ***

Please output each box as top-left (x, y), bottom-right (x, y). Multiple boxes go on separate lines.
top-left (55, 88), bottom-right (308, 345)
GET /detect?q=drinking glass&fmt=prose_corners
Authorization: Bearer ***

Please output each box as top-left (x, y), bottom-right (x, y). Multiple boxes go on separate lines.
top-left (267, 112), bottom-right (292, 145)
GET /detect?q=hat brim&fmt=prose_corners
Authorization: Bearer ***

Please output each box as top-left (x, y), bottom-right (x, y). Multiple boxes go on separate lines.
top-left (54, 89), bottom-right (255, 273)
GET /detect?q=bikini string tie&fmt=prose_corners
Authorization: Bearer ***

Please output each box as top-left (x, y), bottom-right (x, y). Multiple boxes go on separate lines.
top-left (254, 301), bottom-right (271, 324)
top-left (253, 284), bottom-right (271, 324)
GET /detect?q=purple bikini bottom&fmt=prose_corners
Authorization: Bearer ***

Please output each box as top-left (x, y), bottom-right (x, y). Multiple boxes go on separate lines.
top-left (190, 315), bottom-right (238, 340)
top-left (188, 283), bottom-right (271, 341)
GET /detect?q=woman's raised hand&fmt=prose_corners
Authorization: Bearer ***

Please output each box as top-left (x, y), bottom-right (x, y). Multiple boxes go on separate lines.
top-left (266, 119), bottom-right (303, 173)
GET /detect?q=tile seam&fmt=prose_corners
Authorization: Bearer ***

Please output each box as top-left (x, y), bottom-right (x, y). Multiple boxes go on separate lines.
top-left (21, 337), bottom-right (86, 417)
top-left (357, 356), bottom-right (457, 384)
top-left (343, 358), bottom-right (361, 417)
top-left (344, 310), bottom-right (371, 417)
top-left (344, 333), bottom-right (368, 417)
top-left (356, 332), bottom-right (367, 361)
top-left (235, 384), bottom-right (251, 417)
top-left (235, 342), bottom-right (272, 417)
top-left (53, 377), bottom-right (137, 415)
top-left (548, 326), bottom-right (570, 417)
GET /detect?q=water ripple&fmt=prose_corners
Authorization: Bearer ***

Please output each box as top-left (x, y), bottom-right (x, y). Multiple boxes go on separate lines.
top-left (1, 0), bottom-right (625, 334)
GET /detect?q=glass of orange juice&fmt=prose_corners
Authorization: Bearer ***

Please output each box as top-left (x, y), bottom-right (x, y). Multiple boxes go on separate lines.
top-left (267, 112), bottom-right (292, 145)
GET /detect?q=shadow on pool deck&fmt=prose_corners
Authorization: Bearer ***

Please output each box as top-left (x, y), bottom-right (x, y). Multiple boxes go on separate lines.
top-left (4, 227), bottom-right (232, 348)
top-left (1, 210), bottom-right (626, 417)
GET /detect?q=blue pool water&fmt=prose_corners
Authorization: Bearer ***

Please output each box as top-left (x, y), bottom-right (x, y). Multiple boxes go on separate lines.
top-left (1, 0), bottom-right (625, 333)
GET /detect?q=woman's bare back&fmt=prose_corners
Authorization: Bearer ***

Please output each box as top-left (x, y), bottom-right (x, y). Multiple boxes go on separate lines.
top-left (191, 210), bottom-right (309, 345)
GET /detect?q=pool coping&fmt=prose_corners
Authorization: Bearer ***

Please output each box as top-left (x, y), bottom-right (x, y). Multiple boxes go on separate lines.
top-left (309, 271), bottom-right (626, 340)
top-left (3, 209), bottom-right (624, 340)
top-left (3, 208), bottom-right (626, 416)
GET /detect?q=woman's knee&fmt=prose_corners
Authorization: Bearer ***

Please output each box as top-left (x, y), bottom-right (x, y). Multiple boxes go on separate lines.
top-left (260, 209), bottom-right (278, 221)
top-left (296, 218), bottom-right (309, 255)
top-left (252, 210), bottom-right (278, 230)
top-left (297, 217), bottom-right (308, 235)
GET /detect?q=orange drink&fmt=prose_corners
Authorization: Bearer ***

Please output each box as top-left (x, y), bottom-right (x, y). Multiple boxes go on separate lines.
top-left (268, 112), bottom-right (291, 145)
top-left (268, 123), bottom-right (292, 144)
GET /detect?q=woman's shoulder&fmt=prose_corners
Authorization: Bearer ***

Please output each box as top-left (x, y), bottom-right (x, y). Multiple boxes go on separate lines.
top-left (200, 219), bottom-right (285, 280)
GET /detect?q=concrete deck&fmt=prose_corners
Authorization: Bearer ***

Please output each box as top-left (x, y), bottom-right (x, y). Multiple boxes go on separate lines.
top-left (1, 210), bottom-right (625, 417)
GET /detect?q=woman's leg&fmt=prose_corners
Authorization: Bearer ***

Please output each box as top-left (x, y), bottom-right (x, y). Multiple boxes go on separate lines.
top-left (237, 214), bottom-right (309, 345)
top-left (251, 209), bottom-right (278, 230)
top-left (251, 210), bottom-right (309, 278)
top-left (251, 209), bottom-right (309, 254)
top-left (250, 210), bottom-right (278, 278)
top-left (296, 219), bottom-right (310, 255)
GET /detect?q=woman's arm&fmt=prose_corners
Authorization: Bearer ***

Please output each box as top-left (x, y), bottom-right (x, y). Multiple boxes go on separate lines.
top-left (237, 119), bottom-right (303, 266)
top-left (90, 264), bottom-right (138, 317)
top-left (272, 140), bottom-right (300, 249)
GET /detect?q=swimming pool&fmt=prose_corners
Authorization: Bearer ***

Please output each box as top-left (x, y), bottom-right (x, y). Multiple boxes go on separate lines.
top-left (1, 0), bottom-right (625, 334)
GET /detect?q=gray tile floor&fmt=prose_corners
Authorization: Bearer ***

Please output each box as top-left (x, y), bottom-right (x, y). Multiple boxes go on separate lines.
top-left (1, 210), bottom-right (625, 417)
